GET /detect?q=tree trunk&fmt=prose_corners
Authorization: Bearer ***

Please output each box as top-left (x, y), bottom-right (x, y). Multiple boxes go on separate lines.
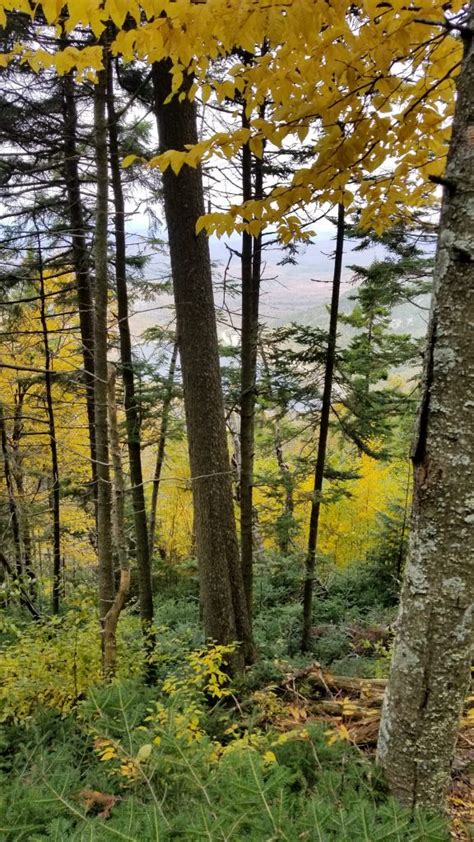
top-left (0, 401), bottom-right (22, 576)
top-left (36, 227), bottom-right (62, 614)
top-left (61, 69), bottom-right (97, 506)
top-left (0, 551), bottom-right (40, 620)
top-left (11, 386), bottom-right (36, 589)
top-left (151, 61), bottom-right (254, 669)
top-left (106, 56), bottom-right (155, 663)
top-left (377, 14), bottom-right (474, 810)
top-left (148, 340), bottom-right (178, 558)
top-left (105, 363), bottom-right (130, 673)
top-left (259, 339), bottom-right (295, 555)
top-left (93, 59), bottom-right (115, 676)
top-left (107, 363), bottom-right (128, 574)
top-left (239, 106), bottom-right (261, 619)
top-left (302, 203), bottom-right (345, 651)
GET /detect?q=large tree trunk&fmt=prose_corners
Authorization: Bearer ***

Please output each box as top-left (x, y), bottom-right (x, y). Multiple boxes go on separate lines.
top-left (36, 227), bottom-right (62, 614)
top-left (61, 70), bottom-right (97, 506)
top-left (151, 61), bottom-right (254, 669)
top-left (302, 203), bottom-right (345, 651)
top-left (93, 60), bottom-right (115, 676)
top-left (106, 57), bottom-right (155, 661)
top-left (148, 340), bottom-right (178, 558)
top-left (377, 14), bottom-right (474, 810)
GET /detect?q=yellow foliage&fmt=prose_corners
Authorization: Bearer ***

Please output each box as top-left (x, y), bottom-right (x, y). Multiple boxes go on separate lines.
top-left (0, 270), bottom-right (96, 574)
top-left (0, 0), bottom-right (463, 236)
top-left (0, 604), bottom-right (145, 722)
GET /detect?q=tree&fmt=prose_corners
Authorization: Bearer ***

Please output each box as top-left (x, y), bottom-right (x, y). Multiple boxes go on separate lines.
top-left (337, 223), bottom-right (431, 458)
top-left (35, 229), bottom-right (62, 613)
top-left (105, 363), bottom-right (130, 675)
top-left (93, 56), bottom-right (115, 676)
top-left (106, 50), bottom-right (155, 661)
top-left (239, 86), bottom-right (266, 618)
top-left (151, 60), bottom-right (254, 668)
top-left (301, 203), bottom-right (345, 651)
top-left (377, 6), bottom-right (474, 808)
top-left (61, 65), bottom-right (97, 507)
top-left (148, 339), bottom-right (179, 559)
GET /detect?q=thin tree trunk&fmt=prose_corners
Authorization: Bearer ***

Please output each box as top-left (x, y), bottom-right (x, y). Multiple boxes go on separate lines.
top-left (106, 56), bottom-right (155, 665)
top-left (107, 363), bottom-right (128, 574)
top-left (104, 363), bottom-right (130, 672)
top-left (239, 102), bottom-right (262, 619)
top-left (301, 203), bottom-right (345, 651)
top-left (259, 340), bottom-right (294, 555)
top-left (61, 69), bottom-right (97, 505)
top-left (0, 402), bottom-right (22, 576)
top-left (240, 106), bottom-right (255, 617)
top-left (36, 227), bottom-right (62, 614)
top-left (151, 61), bottom-right (254, 669)
top-left (93, 58), bottom-right (115, 676)
top-left (148, 340), bottom-right (178, 558)
top-left (0, 552), bottom-right (40, 620)
top-left (377, 12), bottom-right (474, 809)
top-left (11, 386), bottom-right (35, 589)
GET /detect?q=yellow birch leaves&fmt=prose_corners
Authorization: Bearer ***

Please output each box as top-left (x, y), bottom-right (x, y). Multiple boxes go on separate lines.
top-left (0, 0), bottom-right (466, 235)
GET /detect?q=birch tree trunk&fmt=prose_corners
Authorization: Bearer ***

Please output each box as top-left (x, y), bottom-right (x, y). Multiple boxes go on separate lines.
top-left (377, 10), bottom-right (474, 808)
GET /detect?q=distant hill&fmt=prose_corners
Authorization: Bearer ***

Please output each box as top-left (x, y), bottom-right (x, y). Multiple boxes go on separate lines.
top-left (279, 289), bottom-right (431, 339)
top-left (129, 232), bottom-right (432, 348)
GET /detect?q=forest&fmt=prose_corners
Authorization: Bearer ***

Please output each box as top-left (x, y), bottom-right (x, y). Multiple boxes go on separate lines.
top-left (0, 0), bottom-right (473, 839)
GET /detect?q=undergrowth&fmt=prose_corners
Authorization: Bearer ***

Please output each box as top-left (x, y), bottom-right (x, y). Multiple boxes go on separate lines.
top-left (0, 554), bottom-right (448, 841)
top-left (0, 682), bottom-right (448, 841)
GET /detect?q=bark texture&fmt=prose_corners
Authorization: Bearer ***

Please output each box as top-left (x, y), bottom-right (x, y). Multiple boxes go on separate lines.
top-left (104, 364), bottom-right (130, 675)
top-left (107, 364), bottom-right (128, 575)
top-left (93, 62), bottom-right (115, 675)
top-left (377, 13), bottom-right (474, 808)
top-left (302, 203), bottom-right (345, 651)
top-left (151, 61), bottom-right (253, 668)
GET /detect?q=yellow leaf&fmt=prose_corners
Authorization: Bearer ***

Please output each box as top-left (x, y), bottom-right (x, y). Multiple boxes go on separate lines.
top-left (122, 155), bottom-right (138, 168)
top-left (136, 743), bottom-right (152, 763)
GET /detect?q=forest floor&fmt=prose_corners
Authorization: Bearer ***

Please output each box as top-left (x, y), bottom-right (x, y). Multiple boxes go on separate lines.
top-left (251, 660), bottom-right (474, 841)
top-left (0, 554), bottom-right (472, 840)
